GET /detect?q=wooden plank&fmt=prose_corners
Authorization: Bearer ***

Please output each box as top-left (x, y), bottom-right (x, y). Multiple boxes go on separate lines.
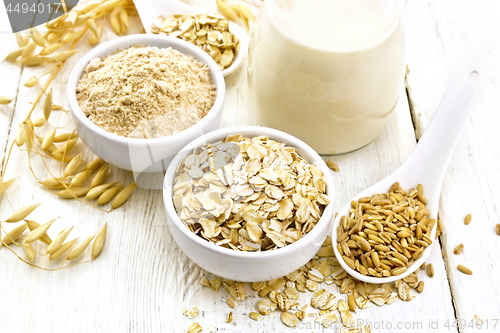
top-left (404, 1), bottom-right (500, 331)
top-left (0, 3), bottom-right (461, 333)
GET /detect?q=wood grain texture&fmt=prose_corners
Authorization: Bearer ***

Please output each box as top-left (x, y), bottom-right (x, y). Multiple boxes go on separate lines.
top-left (404, 1), bottom-right (500, 331)
top-left (1, 0), bottom-right (498, 332)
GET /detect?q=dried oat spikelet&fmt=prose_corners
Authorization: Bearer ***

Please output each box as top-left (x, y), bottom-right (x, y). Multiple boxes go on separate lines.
top-left (24, 76), bottom-right (38, 88)
top-left (41, 177), bottom-right (68, 190)
top-left (46, 227), bottom-right (73, 254)
top-left (4, 48), bottom-right (24, 61)
top-left (26, 220), bottom-right (53, 245)
top-left (40, 42), bottom-right (65, 56)
top-left (31, 27), bottom-right (46, 47)
top-left (62, 29), bottom-right (86, 44)
top-left (64, 153), bottom-right (83, 176)
top-left (58, 187), bottom-right (90, 199)
top-left (111, 182), bottom-right (137, 209)
top-left (59, 137), bottom-right (78, 155)
top-left (15, 32), bottom-right (27, 47)
top-left (95, 0), bottom-right (120, 13)
top-left (241, 4), bottom-right (256, 22)
top-left (230, 4), bottom-right (243, 17)
top-left (110, 6), bottom-right (122, 35)
top-left (77, 2), bottom-right (100, 13)
top-left (0, 96), bottom-right (13, 105)
top-left (50, 238), bottom-right (78, 260)
top-left (20, 55), bottom-right (50, 66)
top-left (89, 33), bottom-right (99, 46)
top-left (44, 89), bottom-right (53, 120)
top-left (42, 129), bottom-right (56, 151)
top-left (86, 18), bottom-right (98, 34)
top-left (51, 152), bottom-right (75, 163)
top-left (83, 157), bottom-right (104, 172)
top-left (46, 32), bottom-right (60, 42)
top-left (98, 185), bottom-right (123, 205)
top-left (23, 243), bottom-right (36, 262)
top-left (51, 50), bottom-right (79, 63)
top-left (120, 10), bottom-right (129, 32)
top-left (91, 165), bottom-right (110, 188)
top-left (67, 11), bottom-right (78, 25)
top-left (92, 222), bottom-right (107, 259)
top-left (85, 183), bottom-right (117, 200)
top-left (70, 171), bottom-right (92, 187)
top-left (4, 203), bottom-right (42, 223)
top-left (0, 177), bottom-right (16, 196)
top-left (2, 224), bottom-right (28, 245)
top-left (53, 132), bottom-right (79, 143)
top-left (32, 118), bottom-right (45, 127)
top-left (24, 219), bottom-right (56, 243)
top-left (21, 41), bottom-right (37, 58)
top-left (216, 0), bottom-right (239, 21)
top-left (66, 233), bottom-right (97, 260)
top-left (15, 124), bottom-right (27, 147)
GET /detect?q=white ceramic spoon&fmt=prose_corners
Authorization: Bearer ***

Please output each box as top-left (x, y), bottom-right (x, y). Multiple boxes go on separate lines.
top-left (331, 53), bottom-right (491, 284)
top-left (132, 0), bottom-right (247, 77)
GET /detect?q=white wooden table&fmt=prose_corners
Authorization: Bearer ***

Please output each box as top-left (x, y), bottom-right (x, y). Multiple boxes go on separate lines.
top-left (1, 1), bottom-right (500, 332)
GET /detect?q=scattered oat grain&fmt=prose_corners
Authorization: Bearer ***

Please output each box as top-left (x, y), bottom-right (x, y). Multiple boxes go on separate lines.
top-left (453, 243), bottom-right (464, 255)
top-left (326, 161), bottom-right (339, 172)
top-left (457, 264), bottom-right (472, 275)
top-left (427, 263), bottom-right (434, 278)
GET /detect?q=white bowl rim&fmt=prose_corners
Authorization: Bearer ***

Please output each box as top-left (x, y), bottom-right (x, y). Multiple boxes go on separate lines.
top-left (163, 125), bottom-right (336, 259)
top-left (66, 34), bottom-right (226, 146)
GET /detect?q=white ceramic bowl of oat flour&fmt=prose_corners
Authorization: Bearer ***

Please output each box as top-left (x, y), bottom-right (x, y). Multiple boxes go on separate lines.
top-left (163, 126), bottom-right (336, 282)
top-left (67, 35), bottom-right (225, 173)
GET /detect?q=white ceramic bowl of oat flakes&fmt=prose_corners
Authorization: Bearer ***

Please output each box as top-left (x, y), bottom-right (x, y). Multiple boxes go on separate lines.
top-left (67, 34), bottom-right (225, 174)
top-left (163, 126), bottom-right (336, 282)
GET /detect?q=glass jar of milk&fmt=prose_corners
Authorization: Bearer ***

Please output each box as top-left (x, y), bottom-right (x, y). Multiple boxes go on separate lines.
top-left (247, 0), bottom-right (406, 155)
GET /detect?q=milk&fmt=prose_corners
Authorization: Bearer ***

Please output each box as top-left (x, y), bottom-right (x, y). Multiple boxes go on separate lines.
top-left (247, 0), bottom-right (406, 154)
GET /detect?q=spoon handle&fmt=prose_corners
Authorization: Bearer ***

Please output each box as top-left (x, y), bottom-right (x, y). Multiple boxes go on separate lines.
top-left (399, 52), bottom-right (491, 194)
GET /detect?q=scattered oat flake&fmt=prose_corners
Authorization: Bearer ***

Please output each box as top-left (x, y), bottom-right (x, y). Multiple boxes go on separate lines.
top-left (326, 160), bottom-right (339, 172)
top-left (249, 312), bottom-right (260, 321)
top-left (281, 312), bottom-right (299, 327)
top-left (187, 323), bottom-right (202, 333)
top-left (183, 307), bottom-right (199, 319)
